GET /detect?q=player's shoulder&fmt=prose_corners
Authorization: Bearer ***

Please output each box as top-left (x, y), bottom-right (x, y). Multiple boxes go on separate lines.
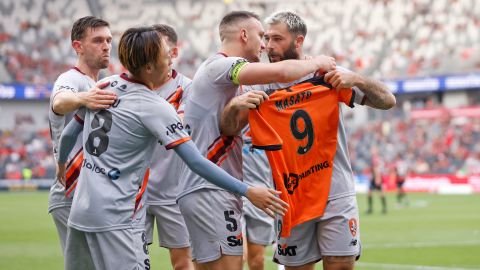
top-left (53, 68), bottom-right (91, 91)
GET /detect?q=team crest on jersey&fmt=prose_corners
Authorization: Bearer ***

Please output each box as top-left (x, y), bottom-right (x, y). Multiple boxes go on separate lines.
top-left (348, 218), bottom-right (358, 237)
top-left (283, 173), bottom-right (300, 194)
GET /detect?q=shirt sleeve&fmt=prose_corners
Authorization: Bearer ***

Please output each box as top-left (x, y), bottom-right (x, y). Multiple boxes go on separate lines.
top-left (140, 95), bottom-right (191, 149)
top-left (248, 109), bottom-right (283, 151)
top-left (212, 57), bottom-right (249, 86)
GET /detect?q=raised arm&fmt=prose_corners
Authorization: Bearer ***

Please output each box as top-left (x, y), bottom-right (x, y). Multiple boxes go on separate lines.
top-left (52, 81), bottom-right (116, 115)
top-left (325, 69), bottom-right (396, 110)
top-left (237, 55), bottom-right (335, 85)
top-left (173, 140), bottom-right (288, 218)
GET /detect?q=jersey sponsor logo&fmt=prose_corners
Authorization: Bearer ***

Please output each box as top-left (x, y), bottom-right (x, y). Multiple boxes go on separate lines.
top-left (349, 218), bottom-right (358, 237)
top-left (144, 259), bottom-right (150, 270)
top-left (110, 80), bottom-right (127, 92)
top-left (274, 90), bottom-right (312, 112)
top-left (82, 158), bottom-right (121, 180)
top-left (283, 161), bottom-right (330, 194)
top-left (227, 233), bottom-right (243, 247)
top-left (165, 122), bottom-right (184, 136)
top-left (56, 85), bottom-right (76, 92)
top-left (277, 244), bottom-right (297, 256)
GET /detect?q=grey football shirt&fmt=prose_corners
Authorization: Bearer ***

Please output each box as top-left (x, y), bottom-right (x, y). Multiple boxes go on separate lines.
top-left (48, 67), bottom-right (94, 213)
top-left (68, 73), bottom-right (191, 232)
top-left (241, 125), bottom-right (273, 189)
top-left (147, 70), bottom-right (192, 205)
top-left (178, 53), bottom-right (248, 199)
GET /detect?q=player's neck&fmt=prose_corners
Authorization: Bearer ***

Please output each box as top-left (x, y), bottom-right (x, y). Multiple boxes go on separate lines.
top-left (220, 42), bottom-right (243, 58)
top-left (75, 61), bottom-right (100, 81)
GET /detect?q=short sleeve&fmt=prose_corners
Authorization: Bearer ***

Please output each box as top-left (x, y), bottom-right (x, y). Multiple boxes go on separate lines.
top-left (248, 109), bottom-right (282, 151)
top-left (140, 96), bottom-right (191, 149)
top-left (212, 57), bottom-right (249, 86)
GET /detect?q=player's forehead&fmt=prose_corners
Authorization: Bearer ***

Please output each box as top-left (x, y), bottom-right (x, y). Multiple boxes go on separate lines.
top-left (265, 22), bottom-right (290, 38)
top-left (84, 26), bottom-right (112, 40)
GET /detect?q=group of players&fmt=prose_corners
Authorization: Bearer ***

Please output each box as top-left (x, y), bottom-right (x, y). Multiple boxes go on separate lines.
top-left (48, 10), bottom-right (395, 270)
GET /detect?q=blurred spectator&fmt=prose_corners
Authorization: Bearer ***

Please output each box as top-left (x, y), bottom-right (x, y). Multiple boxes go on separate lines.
top-left (1, 0), bottom-right (479, 83)
top-left (0, 129), bottom-right (55, 180)
top-left (348, 105), bottom-right (480, 177)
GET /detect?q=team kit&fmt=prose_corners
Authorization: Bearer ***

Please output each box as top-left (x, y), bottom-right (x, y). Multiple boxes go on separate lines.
top-left (48, 9), bottom-right (395, 270)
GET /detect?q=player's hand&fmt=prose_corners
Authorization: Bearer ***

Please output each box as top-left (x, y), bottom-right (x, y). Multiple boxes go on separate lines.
top-left (79, 81), bottom-right (117, 110)
top-left (56, 163), bottom-right (67, 187)
top-left (245, 187), bottom-right (289, 218)
top-left (312, 55), bottom-right (336, 75)
top-left (230, 90), bottom-right (269, 110)
top-left (324, 69), bottom-right (362, 89)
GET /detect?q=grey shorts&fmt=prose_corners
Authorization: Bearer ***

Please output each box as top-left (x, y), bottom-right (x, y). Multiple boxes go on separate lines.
top-left (242, 197), bottom-right (275, 246)
top-left (51, 206), bottom-right (71, 254)
top-left (145, 204), bottom-right (190, 248)
top-left (65, 227), bottom-right (150, 270)
top-left (273, 195), bottom-right (361, 267)
top-left (178, 189), bottom-right (243, 263)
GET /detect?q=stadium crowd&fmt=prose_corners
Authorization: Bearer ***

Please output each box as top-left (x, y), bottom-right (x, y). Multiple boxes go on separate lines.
top-left (0, 129), bottom-right (55, 180)
top-left (1, 106), bottom-right (480, 180)
top-left (348, 106), bottom-right (480, 177)
top-left (1, 0), bottom-right (479, 83)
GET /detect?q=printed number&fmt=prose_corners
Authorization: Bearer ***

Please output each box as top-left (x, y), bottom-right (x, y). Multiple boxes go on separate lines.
top-left (224, 210), bottom-right (238, 232)
top-left (290, 109), bottom-right (314, 155)
top-left (85, 110), bottom-right (113, 157)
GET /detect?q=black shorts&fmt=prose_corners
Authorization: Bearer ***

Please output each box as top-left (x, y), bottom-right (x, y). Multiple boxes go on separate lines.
top-left (369, 180), bottom-right (383, 191)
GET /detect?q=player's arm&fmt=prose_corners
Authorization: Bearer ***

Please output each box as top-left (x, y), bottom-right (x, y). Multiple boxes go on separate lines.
top-left (236, 55), bottom-right (335, 85)
top-left (324, 69), bottom-right (396, 110)
top-left (52, 81), bottom-right (116, 115)
top-left (220, 90), bottom-right (268, 136)
top-left (172, 140), bottom-right (288, 218)
top-left (55, 112), bottom-right (85, 185)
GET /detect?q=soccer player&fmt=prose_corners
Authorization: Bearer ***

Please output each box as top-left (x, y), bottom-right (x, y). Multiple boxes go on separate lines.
top-left (366, 148), bottom-right (387, 214)
top-left (178, 11), bottom-right (335, 270)
top-left (221, 11), bottom-right (396, 270)
top-left (241, 126), bottom-right (275, 270)
top-left (56, 26), bottom-right (287, 270)
top-left (145, 24), bottom-right (194, 270)
top-left (48, 16), bottom-right (116, 255)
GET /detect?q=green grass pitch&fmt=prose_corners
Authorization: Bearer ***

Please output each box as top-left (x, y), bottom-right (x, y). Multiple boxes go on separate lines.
top-left (1, 192), bottom-right (479, 269)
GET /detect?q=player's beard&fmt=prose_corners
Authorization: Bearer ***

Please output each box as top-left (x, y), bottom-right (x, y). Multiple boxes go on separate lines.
top-left (268, 41), bottom-right (299, 63)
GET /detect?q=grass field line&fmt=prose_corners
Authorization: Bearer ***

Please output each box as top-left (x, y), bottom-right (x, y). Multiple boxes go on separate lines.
top-left (357, 262), bottom-right (479, 270)
top-left (363, 239), bottom-right (480, 249)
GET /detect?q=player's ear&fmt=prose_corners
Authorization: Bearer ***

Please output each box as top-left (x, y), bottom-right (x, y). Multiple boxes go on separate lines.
top-left (72, 40), bottom-right (82, 55)
top-left (240, 29), bottom-right (248, 42)
top-left (295, 35), bottom-right (305, 49)
top-left (145, 63), bottom-right (153, 74)
top-left (170, 47), bottom-right (179, 59)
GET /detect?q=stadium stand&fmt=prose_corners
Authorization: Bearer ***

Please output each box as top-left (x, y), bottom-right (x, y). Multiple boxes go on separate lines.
top-left (0, 0), bottom-right (479, 185)
top-left (1, 0), bottom-right (479, 81)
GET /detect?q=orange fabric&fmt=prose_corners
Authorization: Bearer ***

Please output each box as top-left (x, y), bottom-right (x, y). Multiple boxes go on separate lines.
top-left (165, 137), bottom-right (192, 150)
top-left (134, 168), bottom-right (150, 216)
top-left (166, 86), bottom-right (184, 110)
top-left (206, 135), bottom-right (239, 166)
top-left (248, 77), bottom-right (353, 237)
top-left (65, 149), bottom-right (84, 198)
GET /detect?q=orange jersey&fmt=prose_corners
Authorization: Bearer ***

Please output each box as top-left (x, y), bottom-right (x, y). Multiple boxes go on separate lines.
top-left (248, 76), bottom-right (355, 237)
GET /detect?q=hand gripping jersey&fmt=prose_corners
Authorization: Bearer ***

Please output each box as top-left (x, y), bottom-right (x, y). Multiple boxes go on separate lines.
top-left (248, 76), bottom-right (357, 237)
top-left (48, 67), bottom-right (95, 212)
top-left (147, 70), bottom-right (192, 205)
top-left (68, 73), bottom-right (191, 232)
